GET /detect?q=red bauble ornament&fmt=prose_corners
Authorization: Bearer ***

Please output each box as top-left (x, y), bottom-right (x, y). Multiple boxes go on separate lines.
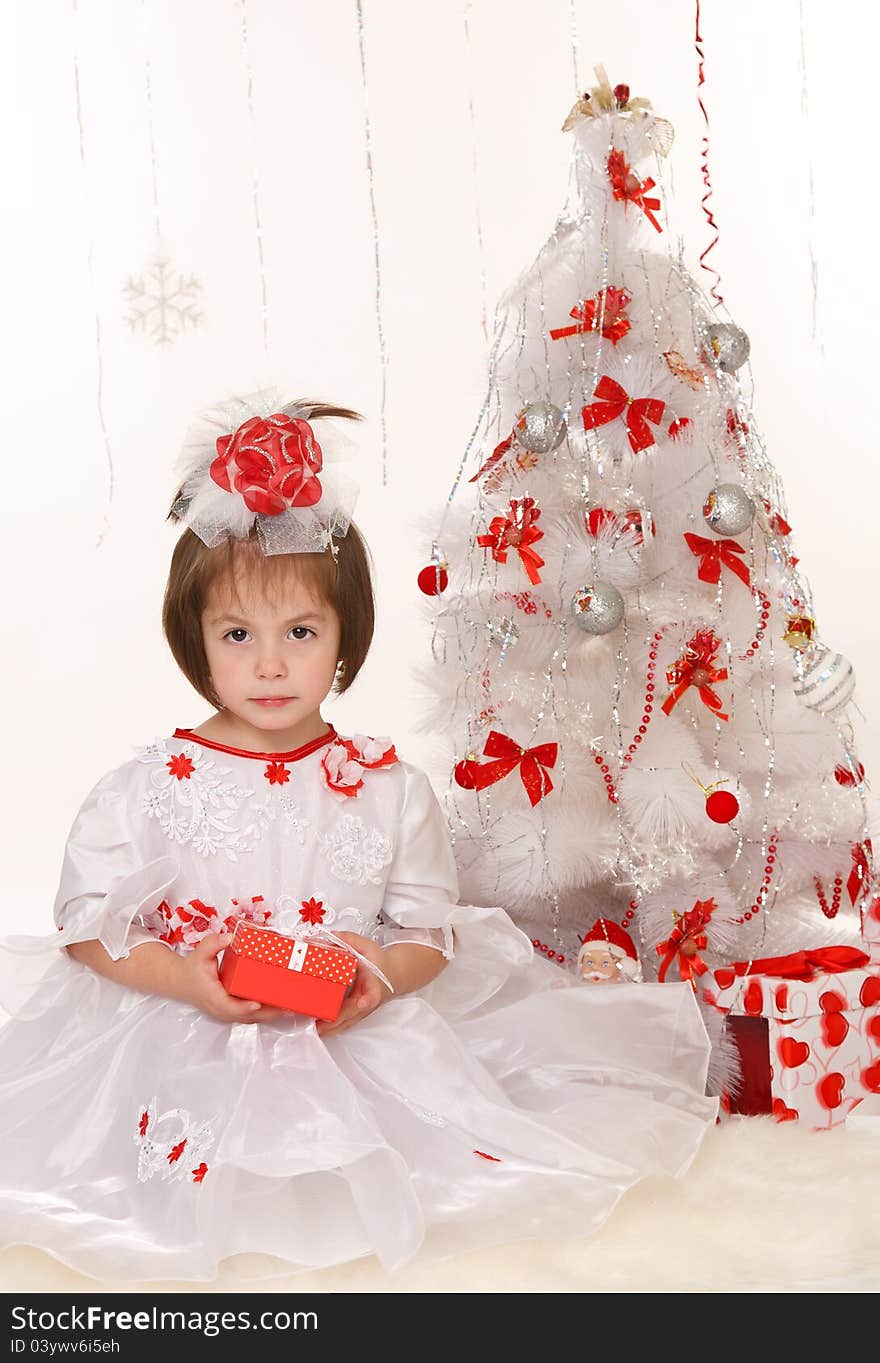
top-left (454, 759), bottom-right (478, 790)
top-left (418, 564), bottom-right (448, 596)
top-left (834, 762), bottom-right (865, 787)
top-left (706, 789), bottom-right (739, 823)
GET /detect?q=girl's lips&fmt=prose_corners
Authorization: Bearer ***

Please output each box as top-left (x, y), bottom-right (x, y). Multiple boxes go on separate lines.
top-left (251, 697), bottom-right (295, 707)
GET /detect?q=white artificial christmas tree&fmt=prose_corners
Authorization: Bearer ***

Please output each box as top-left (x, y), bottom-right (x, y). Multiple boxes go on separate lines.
top-left (416, 70), bottom-right (873, 1073)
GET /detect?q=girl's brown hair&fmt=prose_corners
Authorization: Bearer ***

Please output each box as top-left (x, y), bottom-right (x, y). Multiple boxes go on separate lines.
top-left (162, 402), bottom-right (374, 710)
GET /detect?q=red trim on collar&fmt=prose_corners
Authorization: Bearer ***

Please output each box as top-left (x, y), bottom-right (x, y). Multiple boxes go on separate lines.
top-left (173, 726), bottom-right (338, 762)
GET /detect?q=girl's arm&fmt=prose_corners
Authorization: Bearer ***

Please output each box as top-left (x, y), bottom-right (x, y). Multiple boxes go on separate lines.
top-left (316, 933), bottom-right (448, 1037)
top-left (65, 936), bottom-right (285, 1024)
top-left (382, 939), bottom-right (449, 994)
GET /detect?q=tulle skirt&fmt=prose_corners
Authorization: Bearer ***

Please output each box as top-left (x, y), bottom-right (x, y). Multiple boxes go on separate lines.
top-left (0, 932), bottom-right (716, 1282)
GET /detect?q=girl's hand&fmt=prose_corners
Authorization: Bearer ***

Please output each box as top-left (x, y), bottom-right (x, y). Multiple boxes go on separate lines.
top-left (179, 933), bottom-right (287, 1025)
top-left (316, 932), bottom-right (393, 1038)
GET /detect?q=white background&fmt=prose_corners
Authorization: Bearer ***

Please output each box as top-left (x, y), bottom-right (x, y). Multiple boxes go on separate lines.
top-left (1, 0), bottom-right (876, 927)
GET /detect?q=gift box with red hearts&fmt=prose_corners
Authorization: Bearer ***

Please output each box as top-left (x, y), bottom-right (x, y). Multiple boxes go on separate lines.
top-left (219, 921), bottom-right (358, 1021)
top-left (863, 891), bottom-right (880, 966)
top-left (703, 924), bottom-right (880, 1130)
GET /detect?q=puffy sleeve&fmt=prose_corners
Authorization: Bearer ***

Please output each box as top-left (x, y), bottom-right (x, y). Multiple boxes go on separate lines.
top-left (51, 766), bottom-right (178, 959)
top-left (0, 766), bottom-right (178, 1017)
top-left (380, 765), bottom-right (535, 1015)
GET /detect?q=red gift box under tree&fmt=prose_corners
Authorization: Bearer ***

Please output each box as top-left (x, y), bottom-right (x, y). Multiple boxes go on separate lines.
top-left (703, 891), bottom-right (880, 1130)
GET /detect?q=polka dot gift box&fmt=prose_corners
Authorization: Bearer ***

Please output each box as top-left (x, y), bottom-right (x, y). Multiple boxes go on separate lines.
top-left (703, 893), bottom-right (880, 1131)
top-left (220, 921), bottom-right (358, 1021)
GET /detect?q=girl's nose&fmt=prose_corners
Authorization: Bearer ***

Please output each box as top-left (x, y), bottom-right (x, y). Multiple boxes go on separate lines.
top-left (256, 652), bottom-right (287, 679)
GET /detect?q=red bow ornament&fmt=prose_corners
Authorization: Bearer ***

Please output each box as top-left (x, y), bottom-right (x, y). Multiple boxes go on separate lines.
top-left (477, 497), bottom-right (545, 585)
top-left (470, 730), bottom-right (558, 807)
top-left (582, 376), bottom-right (666, 454)
top-left (684, 532), bottom-right (751, 589)
top-left (657, 898), bottom-right (717, 985)
top-left (607, 149), bottom-right (663, 232)
top-left (550, 286), bottom-right (632, 344)
top-left (662, 629), bottom-right (729, 722)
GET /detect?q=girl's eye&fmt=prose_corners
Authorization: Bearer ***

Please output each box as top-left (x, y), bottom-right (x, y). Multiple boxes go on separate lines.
top-left (289, 626), bottom-right (314, 640)
top-left (225, 628), bottom-right (250, 643)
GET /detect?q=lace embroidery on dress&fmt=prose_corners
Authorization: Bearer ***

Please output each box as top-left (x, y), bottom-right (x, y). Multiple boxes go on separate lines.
top-left (136, 740), bottom-right (264, 861)
top-left (134, 1098), bottom-right (215, 1185)
top-left (273, 894), bottom-right (381, 940)
top-left (319, 813), bottom-right (393, 886)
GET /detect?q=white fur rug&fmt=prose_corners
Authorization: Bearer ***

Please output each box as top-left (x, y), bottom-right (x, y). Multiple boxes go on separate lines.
top-left (2, 1118), bottom-right (878, 1293)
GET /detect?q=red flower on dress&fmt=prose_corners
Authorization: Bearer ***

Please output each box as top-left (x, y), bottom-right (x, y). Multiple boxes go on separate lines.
top-left (138, 1110), bottom-right (149, 1137)
top-left (209, 414), bottom-right (324, 517)
top-left (321, 735), bottom-right (398, 799)
top-left (265, 760), bottom-right (291, 785)
top-left (191, 1163), bottom-right (208, 1184)
top-left (167, 1140), bottom-right (187, 1164)
top-left (166, 753), bottom-right (195, 781)
top-left (299, 898), bottom-right (326, 926)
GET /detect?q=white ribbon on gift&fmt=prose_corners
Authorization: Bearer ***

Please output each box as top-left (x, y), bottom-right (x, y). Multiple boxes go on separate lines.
top-left (237, 920), bottom-right (395, 996)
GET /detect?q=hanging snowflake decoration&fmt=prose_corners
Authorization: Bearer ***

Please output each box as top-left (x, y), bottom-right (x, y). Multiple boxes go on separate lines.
top-left (123, 255), bottom-right (203, 346)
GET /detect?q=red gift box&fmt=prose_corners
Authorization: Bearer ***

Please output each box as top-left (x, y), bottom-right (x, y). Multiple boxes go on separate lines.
top-left (704, 897), bottom-right (880, 1130)
top-left (219, 921), bottom-right (358, 1021)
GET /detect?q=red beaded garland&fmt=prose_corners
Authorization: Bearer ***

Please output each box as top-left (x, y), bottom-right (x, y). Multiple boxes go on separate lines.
top-left (622, 631), bottom-right (663, 771)
top-left (814, 875), bottom-right (842, 919)
top-left (733, 833), bottom-right (779, 923)
top-left (739, 589), bottom-right (771, 661)
top-left (532, 938), bottom-right (566, 966)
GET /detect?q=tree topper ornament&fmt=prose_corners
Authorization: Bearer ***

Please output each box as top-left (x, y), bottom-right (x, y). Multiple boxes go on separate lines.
top-left (562, 64), bottom-right (674, 155)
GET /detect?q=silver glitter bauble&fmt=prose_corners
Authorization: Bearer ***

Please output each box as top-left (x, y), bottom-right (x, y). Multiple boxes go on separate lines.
top-left (703, 321), bottom-right (750, 373)
top-left (513, 401), bottom-right (567, 454)
top-left (702, 483), bottom-right (755, 537)
top-left (570, 582), bottom-right (625, 634)
top-left (487, 616), bottom-right (520, 648)
top-left (793, 645), bottom-right (856, 717)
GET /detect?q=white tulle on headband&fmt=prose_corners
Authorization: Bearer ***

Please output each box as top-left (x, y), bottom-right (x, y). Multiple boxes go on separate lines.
top-left (171, 389), bottom-right (359, 556)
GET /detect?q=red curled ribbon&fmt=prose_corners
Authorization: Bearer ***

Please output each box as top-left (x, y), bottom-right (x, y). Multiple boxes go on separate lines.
top-left (607, 148), bottom-right (663, 232)
top-left (550, 286), bottom-right (632, 344)
top-left (477, 496), bottom-right (545, 585)
top-left (657, 898), bottom-right (717, 984)
top-left (661, 629), bottom-right (729, 721)
top-left (470, 730), bottom-right (558, 807)
top-left (581, 375), bottom-right (666, 454)
top-left (684, 532), bottom-right (751, 589)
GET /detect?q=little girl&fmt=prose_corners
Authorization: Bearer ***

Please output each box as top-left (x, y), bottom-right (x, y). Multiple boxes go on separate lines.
top-left (0, 391), bottom-right (716, 1282)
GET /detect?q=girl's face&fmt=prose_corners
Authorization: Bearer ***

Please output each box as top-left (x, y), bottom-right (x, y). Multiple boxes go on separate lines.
top-left (201, 565), bottom-right (342, 749)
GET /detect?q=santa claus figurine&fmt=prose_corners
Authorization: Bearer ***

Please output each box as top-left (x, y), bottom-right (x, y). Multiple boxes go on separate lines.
top-left (577, 919), bottom-right (642, 984)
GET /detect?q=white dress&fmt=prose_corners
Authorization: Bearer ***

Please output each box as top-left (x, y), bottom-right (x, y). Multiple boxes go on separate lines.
top-left (0, 726), bottom-right (716, 1282)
